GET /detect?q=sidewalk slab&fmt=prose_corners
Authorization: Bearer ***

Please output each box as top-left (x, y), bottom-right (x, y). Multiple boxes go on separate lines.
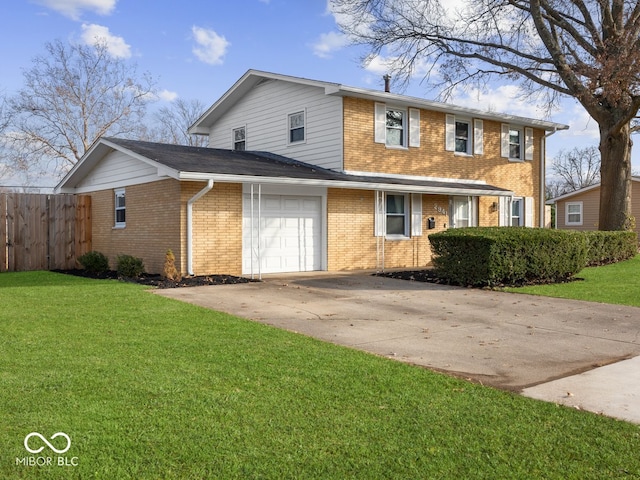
top-left (523, 356), bottom-right (640, 424)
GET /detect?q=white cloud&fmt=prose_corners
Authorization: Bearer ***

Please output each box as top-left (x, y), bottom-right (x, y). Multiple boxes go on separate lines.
top-left (80, 23), bottom-right (131, 58)
top-left (192, 26), bottom-right (230, 66)
top-left (35, 0), bottom-right (116, 20)
top-left (311, 31), bottom-right (349, 59)
top-left (158, 89), bottom-right (178, 102)
top-left (447, 84), bottom-right (552, 119)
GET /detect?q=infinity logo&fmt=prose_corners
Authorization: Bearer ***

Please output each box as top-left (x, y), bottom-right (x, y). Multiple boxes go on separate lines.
top-left (24, 432), bottom-right (71, 454)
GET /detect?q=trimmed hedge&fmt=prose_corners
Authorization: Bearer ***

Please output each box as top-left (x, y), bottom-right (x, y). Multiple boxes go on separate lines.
top-left (583, 231), bottom-right (638, 266)
top-left (429, 227), bottom-right (589, 287)
top-left (429, 227), bottom-right (638, 287)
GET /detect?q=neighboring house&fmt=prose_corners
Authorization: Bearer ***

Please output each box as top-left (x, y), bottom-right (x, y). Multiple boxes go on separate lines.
top-left (549, 177), bottom-right (640, 237)
top-left (56, 70), bottom-right (567, 276)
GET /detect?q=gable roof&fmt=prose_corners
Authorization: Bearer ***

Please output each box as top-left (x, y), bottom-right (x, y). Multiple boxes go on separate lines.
top-left (56, 137), bottom-right (513, 197)
top-left (189, 69), bottom-right (569, 134)
top-left (547, 177), bottom-right (640, 203)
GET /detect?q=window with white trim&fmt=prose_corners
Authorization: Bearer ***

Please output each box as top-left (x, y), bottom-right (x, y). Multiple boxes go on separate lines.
top-left (455, 120), bottom-right (471, 154)
top-left (386, 108), bottom-right (406, 147)
top-left (450, 196), bottom-right (478, 228)
top-left (445, 115), bottom-right (483, 155)
top-left (374, 192), bottom-right (422, 239)
top-left (233, 126), bottom-right (246, 151)
top-left (114, 188), bottom-right (126, 228)
top-left (566, 202), bottom-right (583, 225)
top-left (288, 111), bottom-right (305, 144)
top-left (511, 197), bottom-right (523, 226)
top-left (509, 128), bottom-right (522, 160)
top-left (386, 193), bottom-right (409, 236)
top-left (501, 124), bottom-right (534, 161)
top-left (374, 103), bottom-right (420, 147)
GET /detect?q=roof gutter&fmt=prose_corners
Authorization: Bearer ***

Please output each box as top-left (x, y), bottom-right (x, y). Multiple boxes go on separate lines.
top-left (178, 173), bottom-right (514, 197)
top-left (187, 179), bottom-right (214, 275)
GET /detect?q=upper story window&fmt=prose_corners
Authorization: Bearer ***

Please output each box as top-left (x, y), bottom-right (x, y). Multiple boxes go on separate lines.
top-left (233, 126), bottom-right (246, 151)
top-left (509, 128), bottom-right (522, 160)
top-left (288, 111), bottom-right (305, 144)
top-left (114, 188), bottom-right (126, 228)
top-left (501, 124), bottom-right (534, 161)
top-left (445, 115), bottom-right (483, 155)
top-left (455, 120), bottom-right (471, 154)
top-left (386, 108), bottom-right (406, 147)
top-left (375, 103), bottom-right (420, 148)
top-left (566, 202), bottom-right (583, 225)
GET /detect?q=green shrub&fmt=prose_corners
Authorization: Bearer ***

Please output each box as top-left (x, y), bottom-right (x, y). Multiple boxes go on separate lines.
top-left (116, 254), bottom-right (145, 278)
top-left (77, 251), bottom-right (110, 273)
top-left (429, 227), bottom-right (589, 287)
top-left (583, 231), bottom-right (638, 266)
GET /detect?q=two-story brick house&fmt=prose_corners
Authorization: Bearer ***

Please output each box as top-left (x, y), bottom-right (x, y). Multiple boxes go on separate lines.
top-left (56, 70), bottom-right (567, 276)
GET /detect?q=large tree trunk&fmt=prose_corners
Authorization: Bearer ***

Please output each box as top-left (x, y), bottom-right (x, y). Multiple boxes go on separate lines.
top-left (598, 121), bottom-right (633, 231)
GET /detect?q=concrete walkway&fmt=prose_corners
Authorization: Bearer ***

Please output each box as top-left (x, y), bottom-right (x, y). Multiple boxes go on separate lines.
top-left (155, 272), bottom-right (640, 423)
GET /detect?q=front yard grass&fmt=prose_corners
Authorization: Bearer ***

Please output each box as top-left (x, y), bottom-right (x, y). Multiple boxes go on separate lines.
top-left (2, 271), bottom-right (640, 479)
top-left (505, 254), bottom-right (640, 306)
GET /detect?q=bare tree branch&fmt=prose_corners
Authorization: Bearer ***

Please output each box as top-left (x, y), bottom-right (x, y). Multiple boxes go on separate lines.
top-left (4, 39), bottom-right (157, 179)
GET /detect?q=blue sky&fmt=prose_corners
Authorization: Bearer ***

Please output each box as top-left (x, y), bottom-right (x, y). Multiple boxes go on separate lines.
top-left (2, 0), bottom-right (635, 176)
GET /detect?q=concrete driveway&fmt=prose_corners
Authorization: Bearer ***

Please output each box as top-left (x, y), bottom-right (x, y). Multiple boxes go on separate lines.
top-left (156, 273), bottom-right (640, 420)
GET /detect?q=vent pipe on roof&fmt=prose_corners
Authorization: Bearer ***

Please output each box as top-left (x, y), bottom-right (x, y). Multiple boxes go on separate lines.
top-left (383, 74), bottom-right (391, 93)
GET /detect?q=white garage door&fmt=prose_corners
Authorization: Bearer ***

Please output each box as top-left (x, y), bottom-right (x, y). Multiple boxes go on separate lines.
top-left (243, 194), bottom-right (322, 274)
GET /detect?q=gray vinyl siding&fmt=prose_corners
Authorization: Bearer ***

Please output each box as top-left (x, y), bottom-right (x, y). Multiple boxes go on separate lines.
top-left (75, 150), bottom-right (160, 192)
top-left (206, 79), bottom-right (344, 170)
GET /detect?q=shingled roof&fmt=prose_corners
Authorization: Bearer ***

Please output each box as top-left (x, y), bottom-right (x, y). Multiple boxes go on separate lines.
top-left (57, 137), bottom-right (513, 197)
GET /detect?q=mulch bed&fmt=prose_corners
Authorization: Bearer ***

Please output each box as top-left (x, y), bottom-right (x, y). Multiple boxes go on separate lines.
top-left (375, 269), bottom-right (448, 284)
top-left (52, 269), bottom-right (255, 289)
top-left (375, 269), bottom-right (582, 288)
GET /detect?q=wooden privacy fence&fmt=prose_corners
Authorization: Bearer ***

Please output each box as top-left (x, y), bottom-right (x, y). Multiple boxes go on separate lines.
top-left (0, 193), bottom-right (91, 272)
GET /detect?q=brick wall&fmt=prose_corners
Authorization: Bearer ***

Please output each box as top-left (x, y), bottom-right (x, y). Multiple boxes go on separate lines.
top-left (327, 189), bottom-right (450, 270)
top-left (342, 97), bottom-right (541, 225)
top-left (186, 182), bottom-right (243, 276)
top-left (89, 179), bottom-right (183, 274)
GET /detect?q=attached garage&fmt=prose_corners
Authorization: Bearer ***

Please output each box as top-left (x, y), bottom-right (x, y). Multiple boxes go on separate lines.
top-left (242, 186), bottom-right (326, 275)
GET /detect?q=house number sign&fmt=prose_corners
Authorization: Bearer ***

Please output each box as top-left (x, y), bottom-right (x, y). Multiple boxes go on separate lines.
top-left (433, 204), bottom-right (447, 215)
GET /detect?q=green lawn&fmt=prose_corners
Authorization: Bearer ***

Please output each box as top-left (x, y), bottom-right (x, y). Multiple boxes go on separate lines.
top-left (505, 255), bottom-right (640, 306)
top-left (1, 272), bottom-right (640, 479)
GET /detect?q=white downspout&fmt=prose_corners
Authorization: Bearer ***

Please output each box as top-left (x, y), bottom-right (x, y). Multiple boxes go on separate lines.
top-left (187, 179), bottom-right (214, 276)
top-left (541, 128), bottom-right (558, 228)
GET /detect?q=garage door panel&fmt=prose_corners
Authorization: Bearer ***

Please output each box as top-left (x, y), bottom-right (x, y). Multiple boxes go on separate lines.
top-left (243, 193), bottom-right (322, 274)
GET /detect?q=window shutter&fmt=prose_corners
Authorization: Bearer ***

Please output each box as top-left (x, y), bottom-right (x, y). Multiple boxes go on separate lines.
top-left (498, 196), bottom-right (510, 226)
top-left (375, 103), bottom-right (386, 144)
top-left (409, 108), bottom-right (420, 147)
top-left (525, 127), bottom-right (534, 160)
top-left (411, 193), bottom-right (422, 236)
top-left (524, 197), bottom-right (534, 227)
top-left (445, 114), bottom-right (455, 151)
top-left (470, 196), bottom-right (478, 227)
top-left (374, 191), bottom-right (385, 236)
top-left (501, 124), bottom-right (510, 158)
top-left (473, 119), bottom-right (484, 155)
